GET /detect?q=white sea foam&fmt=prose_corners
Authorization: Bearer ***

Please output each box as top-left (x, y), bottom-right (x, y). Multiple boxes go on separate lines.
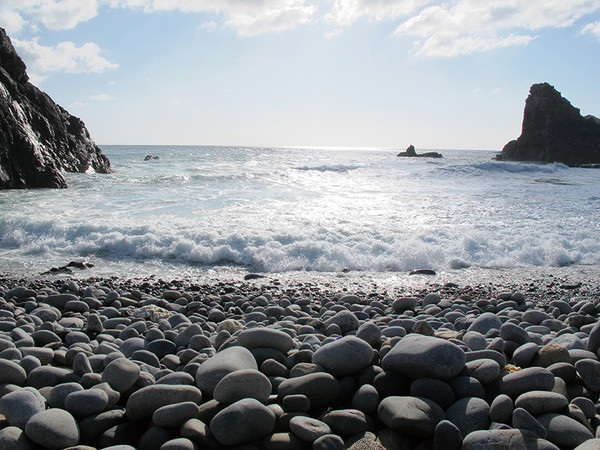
top-left (0, 146), bottom-right (599, 278)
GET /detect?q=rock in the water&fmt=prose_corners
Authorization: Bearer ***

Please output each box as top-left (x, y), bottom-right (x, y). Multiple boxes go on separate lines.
top-left (209, 398), bottom-right (276, 446)
top-left (496, 82), bottom-right (600, 167)
top-left (397, 145), bottom-right (443, 159)
top-left (24, 408), bottom-right (80, 449)
top-left (0, 27), bottom-right (112, 189)
top-left (382, 334), bottom-right (466, 381)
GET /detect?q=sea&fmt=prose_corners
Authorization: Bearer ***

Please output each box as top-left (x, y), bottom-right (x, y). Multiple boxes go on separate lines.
top-left (1, 146), bottom-right (599, 286)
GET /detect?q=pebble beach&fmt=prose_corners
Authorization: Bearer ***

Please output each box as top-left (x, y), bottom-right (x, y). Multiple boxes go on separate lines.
top-left (1, 267), bottom-right (599, 450)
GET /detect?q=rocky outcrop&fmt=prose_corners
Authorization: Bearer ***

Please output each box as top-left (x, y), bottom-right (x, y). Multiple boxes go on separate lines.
top-left (496, 83), bottom-right (600, 167)
top-left (0, 28), bottom-right (111, 189)
top-left (397, 145), bottom-right (442, 159)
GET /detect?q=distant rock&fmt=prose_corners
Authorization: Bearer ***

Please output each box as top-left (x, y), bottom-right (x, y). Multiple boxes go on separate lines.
top-left (0, 27), bottom-right (111, 189)
top-left (496, 83), bottom-right (600, 167)
top-left (144, 155), bottom-right (160, 161)
top-left (397, 145), bottom-right (442, 159)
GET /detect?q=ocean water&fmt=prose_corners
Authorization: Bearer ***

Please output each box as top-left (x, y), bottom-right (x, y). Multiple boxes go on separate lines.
top-left (1, 146), bottom-right (599, 281)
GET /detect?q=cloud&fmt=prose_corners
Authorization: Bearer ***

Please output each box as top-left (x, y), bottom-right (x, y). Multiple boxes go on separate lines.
top-left (582, 21), bottom-right (600, 39)
top-left (1, 0), bottom-right (98, 31)
top-left (90, 94), bottom-right (114, 101)
top-left (12, 38), bottom-right (119, 79)
top-left (109, 0), bottom-right (318, 36)
top-left (198, 21), bottom-right (217, 32)
top-left (324, 28), bottom-right (343, 39)
top-left (326, 0), bottom-right (434, 27)
top-left (393, 0), bottom-right (600, 56)
top-left (0, 9), bottom-right (27, 34)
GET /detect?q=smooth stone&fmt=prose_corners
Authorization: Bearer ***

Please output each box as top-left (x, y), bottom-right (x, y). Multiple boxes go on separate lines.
top-left (574, 358), bottom-right (600, 392)
top-left (102, 358), bottom-right (141, 394)
top-left (586, 321), bottom-right (600, 354)
top-left (289, 416), bottom-right (332, 442)
top-left (282, 394), bottom-right (311, 413)
top-left (570, 397), bottom-right (596, 420)
top-left (351, 384), bottom-right (379, 415)
top-left (499, 367), bottom-right (555, 398)
top-left (324, 310), bottom-right (360, 334)
top-left (512, 407), bottom-right (547, 438)
top-left (547, 362), bottom-right (578, 384)
top-left (445, 397), bottom-right (490, 437)
top-left (313, 434), bottom-right (345, 450)
top-left (180, 418), bottom-right (220, 448)
top-left (463, 359), bottom-right (501, 385)
top-left (72, 352), bottom-right (93, 376)
top-left (146, 339), bottom-right (177, 359)
top-left (213, 368), bottom-right (272, 404)
top-left (195, 346), bottom-right (258, 397)
top-left (0, 387), bottom-right (46, 428)
top-left (533, 343), bottom-right (571, 367)
top-left (465, 350), bottom-right (506, 368)
top-left (410, 378), bottom-right (455, 410)
top-left (278, 372), bottom-right (340, 407)
top-left (126, 385), bottom-right (203, 421)
top-left (448, 376), bottom-right (485, 399)
top-left (463, 331), bottom-right (488, 351)
top-left (377, 396), bottom-right (445, 436)
top-left (382, 334), bottom-right (466, 381)
top-left (514, 391), bottom-right (569, 416)
top-left (65, 389), bottom-right (109, 418)
top-left (391, 297), bottom-right (418, 313)
top-left (537, 413), bottom-right (594, 448)
top-left (160, 437), bottom-right (197, 450)
top-left (260, 432), bottom-right (307, 450)
top-left (320, 409), bottom-right (371, 438)
top-left (500, 322), bottom-right (531, 345)
top-left (512, 342), bottom-right (540, 367)
top-left (0, 359), bottom-right (27, 386)
top-left (152, 401), bottom-right (200, 428)
top-left (433, 420), bottom-right (462, 450)
top-left (467, 313), bottom-right (502, 334)
top-left (461, 429), bottom-right (559, 450)
top-left (0, 426), bottom-right (34, 450)
top-left (27, 366), bottom-right (71, 388)
top-left (312, 336), bottom-right (374, 377)
top-left (48, 382), bottom-right (85, 409)
top-left (156, 371), bottom-right (195, 386)
top-left (574, 438), bottom-right (600, 450)
top-left (24, 408), bottom-right (79, 449)
top-left (78, 409), bottom-right (127, 444)
top-left (209, 398), bottom-right (276, 446)
top-left (237, 328), bottom-right (294, 353)
top-left (91, 382), bottom-right (120, 410)
top-left (356, 322), bottom-right (382, 348)
top-left (489, 394), bottom-right (513, 424)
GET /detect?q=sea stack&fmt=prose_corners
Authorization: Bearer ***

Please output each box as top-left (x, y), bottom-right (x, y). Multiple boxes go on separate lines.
top-left (397, 145), bottom-right (442, 158)
top-left (496, 82), bottom-right (600, 167)
top-left (0, 27), bottom-right (112, 189)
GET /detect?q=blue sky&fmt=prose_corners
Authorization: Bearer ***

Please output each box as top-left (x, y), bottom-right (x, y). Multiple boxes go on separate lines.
top-left (2, 0), bottom-right (600, 149)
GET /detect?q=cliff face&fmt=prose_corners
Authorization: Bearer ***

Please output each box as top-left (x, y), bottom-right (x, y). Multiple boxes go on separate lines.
top-left (0, 28), bottom-right (111, 189)
top-left (496, 83), bottom-right (600, 167)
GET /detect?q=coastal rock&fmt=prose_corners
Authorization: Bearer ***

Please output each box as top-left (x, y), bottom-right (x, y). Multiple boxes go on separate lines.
top-left (24, 408), bottom-right (79, 449)
top-left (382, 334), bottom-right (466, 381)
top-left (397, 145), bottom-right (443, 159)
top-left (377, 395), bottom-right (445, 436)
top-left (312, 336), bottom-right (374, 377)
top-left (496, 82), bottom-right (600, 167)
top-left (194, 346), bottom-right (258, 397)
top-left (0, 28), bottom-right (111, 189)
top-left (209, 398), bottom-right (276, 446)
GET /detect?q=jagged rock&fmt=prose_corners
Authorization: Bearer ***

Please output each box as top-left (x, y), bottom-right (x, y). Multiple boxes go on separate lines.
top-left (144, 155), bottom-right (159, 161)
top-left (496, 82), bottom-right (600, 167)
top-left (0, 27), bottom-right (111, 189)
top-left (397, 145), bottom-right (442, 159)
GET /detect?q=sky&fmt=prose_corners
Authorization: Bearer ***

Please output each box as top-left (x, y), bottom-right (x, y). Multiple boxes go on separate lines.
top-left (1, 1), bottom-right (600, 150)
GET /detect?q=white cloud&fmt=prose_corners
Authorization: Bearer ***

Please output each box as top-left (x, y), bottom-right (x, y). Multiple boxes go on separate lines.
top-left (393, 0), bottom-right (600, 56)
top-left (324, 28), bottom-right (343, 39)
top-left (12, 38), bottom-right (119, 79)
top-left (326, 0), bottom-right (434, 27)
top-left (198, 21), bottom-right (217, 32)
top-left (582, 21), bottom-right (600, 39)
top-left (1, 0), bottom-right (98, 31)
top-left (0, 9), bottom-right (27, 34)
top-left (109, 0), bottom-right (318, 36)
top-left (90, 94), bottom-right (114, 101)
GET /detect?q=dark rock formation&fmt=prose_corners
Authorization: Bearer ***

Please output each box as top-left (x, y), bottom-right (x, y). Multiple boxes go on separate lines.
top-left (0, 27), bottom-right (112, 189)
top-left (397, 145), bottom-right (442, 158)
top-left (144, 155), bottom-right (160, 161)
top-left (496, 83), bottom-right (600, 167)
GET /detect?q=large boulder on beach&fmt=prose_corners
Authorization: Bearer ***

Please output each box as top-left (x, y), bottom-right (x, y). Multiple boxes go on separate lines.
top-left (496, 82), bottom-right (600, 167)
top-left (382, 334), bottom-right (466, 381)
top-left (0, 27), bottom-right (111, 189)
top-left (312, 336), bottom-right (374, 377)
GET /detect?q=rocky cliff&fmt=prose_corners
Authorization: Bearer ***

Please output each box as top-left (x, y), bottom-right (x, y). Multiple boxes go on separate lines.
top-left (0, 28), bottom-right (111, 189)
top-left (496, 83), bottom-right (600, 167)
